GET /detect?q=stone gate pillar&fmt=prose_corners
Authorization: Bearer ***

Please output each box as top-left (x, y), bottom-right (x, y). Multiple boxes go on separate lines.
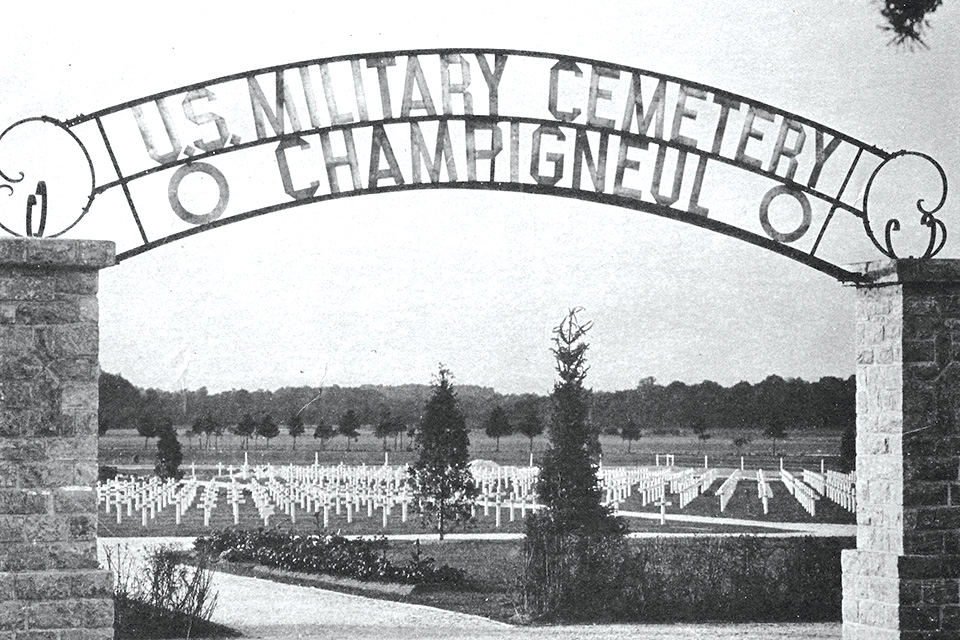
top-left (843, 259), bottom-right (960, 639)
top-left (0, 239), bottom-right (115, 639)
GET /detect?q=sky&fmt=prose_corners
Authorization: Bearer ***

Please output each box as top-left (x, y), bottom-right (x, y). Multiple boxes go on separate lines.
top-left (0, 1), bottom-right (956, 395)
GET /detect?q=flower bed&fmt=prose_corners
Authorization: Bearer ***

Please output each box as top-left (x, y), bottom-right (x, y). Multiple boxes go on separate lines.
top-left (194, 528), bottom-right (465, 586)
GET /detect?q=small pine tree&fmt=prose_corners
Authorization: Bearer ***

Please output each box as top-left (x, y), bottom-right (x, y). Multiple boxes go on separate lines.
top-left (536, 309), bottom-right (622, 536)
top-left (407, 365), bottom-right (478, 540)
top-left (155, 422), bottom-right (183, 480)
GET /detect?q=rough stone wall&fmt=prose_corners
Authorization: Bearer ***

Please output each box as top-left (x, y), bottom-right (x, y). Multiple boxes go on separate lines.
top-left (0, 239), bottom-right (115, 639)
top-left (843, 259), bottom-right (960, 640)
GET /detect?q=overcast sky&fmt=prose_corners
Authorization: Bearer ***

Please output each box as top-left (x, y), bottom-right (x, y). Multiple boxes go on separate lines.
top-left (0, 1), bottom-right (957, 395)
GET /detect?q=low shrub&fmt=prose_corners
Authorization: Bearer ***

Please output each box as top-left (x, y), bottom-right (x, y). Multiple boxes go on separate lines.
top-left (195, 528), bottom-right (465, 586)
top-left (515, 534), bottom-right (855, 623)
top-left (625, 536), bottom-right (854, 622)
top-left (105, 544), bottom-right (237, 638)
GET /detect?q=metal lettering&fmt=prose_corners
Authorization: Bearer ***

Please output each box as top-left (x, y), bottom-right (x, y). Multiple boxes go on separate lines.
top-left (548, 60), bottom-right (582, 123)
top-left (620, 74), bottom-right (666, 138)
top-left (474, 53), bottom-right (507, 115)
top-left (318, 129), bottom-right (362, 193)
top-left (369, 124), bottom-right (405, 188)
top-left (670, 86), bottom-right (707, 149)
top-left (440, 53), bottom-right (473, 115)
top-left (687, 156), bottom-right (710, 217)
top-left (530, 125), bottom-right (565, 186)
top-left (410, 121), bottom-right (458, 183)
top-left (587, 65), bottom-right (619, 129)
top-left (735, 105), bottom-right (774, 170)
top-left (366, 57), bottom-right (397, 119)
top-left (321, 63), bottom-right (355, 125)
top-left (465, 121), bottom-right (502, 182)
top-left (182, 89), bottom-right (229, 153)
top-left (351, 59), bottom-right (369, 122)
top-left (167, 162), bottom-right (229, 225)
top-left (247, 72), bottom-right (303, 140)
top-left (768, 118), bottom-right (806, 181)
top-left (572, 129), bottom-right (608, 192)
top-left (651, 146), bottom-right (687, 207)
top-left (400, 55), bottom-right (437, 117)
top-left (132, 98), bottom-right (182, 165)
top-left (275, 137), bottom-right (320, 200)
top-left (613, 135), bottom-right (646, 200)
top-left (808, 130), bottom-right (842, 189)
top-left (710, 93), bottom-right (742, 154)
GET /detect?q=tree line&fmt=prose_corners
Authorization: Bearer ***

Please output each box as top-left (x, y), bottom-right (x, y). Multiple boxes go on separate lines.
top-left (99, 371), bottom-right (855, 450)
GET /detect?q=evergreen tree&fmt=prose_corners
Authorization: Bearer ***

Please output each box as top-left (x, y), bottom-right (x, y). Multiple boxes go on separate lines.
top-left (287, 411), bottom-right (305, 450)
top-left (407, 366), bottom-right (478, 540)
top-left (483, 406), bottom-right (513, 452)
top-left (536, 309), bottom-right (622, 536)
top-left (155, 422), bottom-right (183, 480)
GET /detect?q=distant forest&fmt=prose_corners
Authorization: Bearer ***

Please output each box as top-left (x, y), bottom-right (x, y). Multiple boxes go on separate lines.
top-left (99, 372), bottom-right (855, 441)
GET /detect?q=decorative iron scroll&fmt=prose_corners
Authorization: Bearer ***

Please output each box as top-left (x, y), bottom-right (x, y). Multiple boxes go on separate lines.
top-left (0, 49), bottom-right (948, 281)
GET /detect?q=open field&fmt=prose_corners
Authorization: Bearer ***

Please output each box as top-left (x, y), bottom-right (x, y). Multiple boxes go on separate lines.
top-left (100, 428), bottom-right (846, 472)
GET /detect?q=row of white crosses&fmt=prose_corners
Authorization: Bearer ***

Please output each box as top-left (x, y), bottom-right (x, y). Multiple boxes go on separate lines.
top-left (802, 469), bottom-right (857, 513)
top-left (756, 468), bottom-right (774, 514)
top-left (715, 469), bottom-right (741, 512)
top-left (780, 467), bottom-right (820, 516)
top-left (98, 476), bottom-right (181, 526)
top-left (674, 468), bottom-right (719, 509)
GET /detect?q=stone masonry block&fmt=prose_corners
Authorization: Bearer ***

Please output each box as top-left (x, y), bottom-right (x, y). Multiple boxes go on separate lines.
top-left (0, 277), bottom-right (55, 302)
top-left (25, 598), bottom-right (113, 629)
top-left (75, 241), bottom-right (115, 269)
top-left (53, 273), bottom-right (97, 295)
top-left (14, 573), bottom-right (72, 600)
top-left (0, 490), bottom-right (50, 515)
top-left (13, 302), bottom-right (80, 325)
top-left (52, 487), bottom-right (95, 514)
top-left (0, 601), bottom-right (26, 631)
top-left (57, 629), bottom-right (114, 640)
top-left (0, 541), bottom-right (98, 572)
top-left (915, 507), bottom-right (960, 531)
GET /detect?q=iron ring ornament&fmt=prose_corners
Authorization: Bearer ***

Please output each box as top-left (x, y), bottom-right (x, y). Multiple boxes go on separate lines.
top-left (862, 150), bottom-right (948, 260)
top-left (0, 49), bottom-right (949, 281)
top-left (0, 116), bottom-right (96, 238)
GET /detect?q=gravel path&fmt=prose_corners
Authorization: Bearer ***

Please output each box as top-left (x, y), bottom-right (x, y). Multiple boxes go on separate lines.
top-left (98, 537), bottom-right (841, 640)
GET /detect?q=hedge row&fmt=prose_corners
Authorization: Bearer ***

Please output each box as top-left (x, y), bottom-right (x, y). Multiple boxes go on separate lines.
top-left (623, 536), bottom-right (855, 622)
top-left (194, 528), bottom-right (464, 585)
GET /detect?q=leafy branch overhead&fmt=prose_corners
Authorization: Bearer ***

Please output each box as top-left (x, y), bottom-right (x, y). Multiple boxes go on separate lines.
top-left (880, 0), bottom-right (944, 47)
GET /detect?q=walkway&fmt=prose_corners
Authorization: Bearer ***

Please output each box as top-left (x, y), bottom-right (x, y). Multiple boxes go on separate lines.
top-left (98, 537), bottom-right (841, 640)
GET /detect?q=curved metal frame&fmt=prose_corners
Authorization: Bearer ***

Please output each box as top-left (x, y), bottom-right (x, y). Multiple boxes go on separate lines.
top-left (0, 48), bottom-right (946, 284)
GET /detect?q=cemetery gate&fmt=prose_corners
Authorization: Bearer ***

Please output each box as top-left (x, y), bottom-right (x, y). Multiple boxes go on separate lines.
top-left (0, 49), bottom-right (954, 639)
